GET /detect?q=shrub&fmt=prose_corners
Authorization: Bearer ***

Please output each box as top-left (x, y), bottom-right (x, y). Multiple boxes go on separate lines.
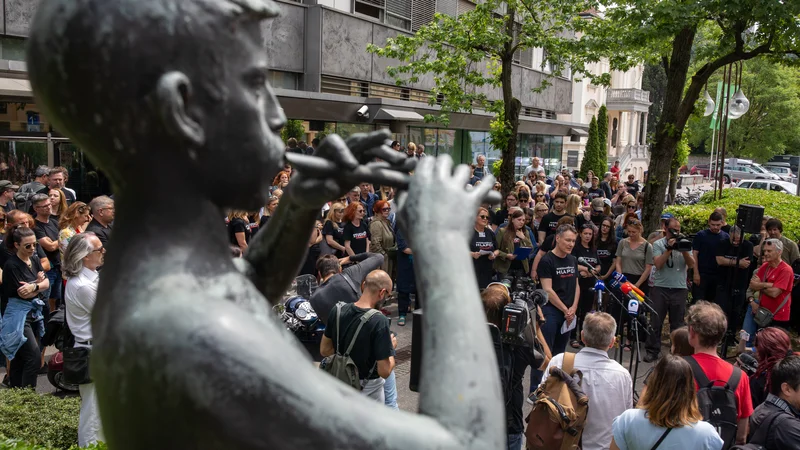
top-left (0, 389), bottom-right (105, 449)
top-left (665, 188), bottom-right (800, 240)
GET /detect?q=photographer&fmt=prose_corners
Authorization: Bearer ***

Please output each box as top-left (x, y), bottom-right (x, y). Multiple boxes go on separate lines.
top-left (309, 252), bottom-right (384, 325)
top-left (481, 283), bottom-right (541, 450)
top-left (715, 226), bottom-right (753, 335)
top-left (645, 218), bottom-right (695, 362)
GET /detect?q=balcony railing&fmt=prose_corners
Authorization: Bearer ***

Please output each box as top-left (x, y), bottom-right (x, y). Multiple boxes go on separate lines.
top-left (608, 88), bottom-right (651, 103)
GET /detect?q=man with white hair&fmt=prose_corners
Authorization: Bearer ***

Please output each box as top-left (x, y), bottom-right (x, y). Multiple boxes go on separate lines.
top-left (743, 238), bottom-right (795, 344)
top-left (63, 232), bottom-right (105, 446)
top-left (86, 196), bottom-right (114, 245)
top-left (538, 312), bottom-right (632, 450)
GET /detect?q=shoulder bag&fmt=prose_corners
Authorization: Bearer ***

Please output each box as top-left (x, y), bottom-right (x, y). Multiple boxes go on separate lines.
top-left (754, 267), bottom-right (791, 328)
top-left (62, 280), bottom-right (92, 385)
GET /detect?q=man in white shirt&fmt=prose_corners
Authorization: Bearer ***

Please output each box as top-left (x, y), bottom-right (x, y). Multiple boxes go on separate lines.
top-left (63, 232), bottom-right (105, 447)
top-left (524, 157), bottom-right (541, 178)
top-left (539, 312), bottom-right (632, 450)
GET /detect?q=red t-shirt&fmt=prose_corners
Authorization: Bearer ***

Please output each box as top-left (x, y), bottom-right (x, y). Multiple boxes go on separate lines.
top-left (692, 353), bottom-right (753, 420)
top-left (610, 166), bottom-right (620, 178)
top-left (756, 261), bottom-right (794, 322)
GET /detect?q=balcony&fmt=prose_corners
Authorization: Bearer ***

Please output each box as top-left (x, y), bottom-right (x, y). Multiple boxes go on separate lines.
top-left (606, 88), bottom-right (652, 113)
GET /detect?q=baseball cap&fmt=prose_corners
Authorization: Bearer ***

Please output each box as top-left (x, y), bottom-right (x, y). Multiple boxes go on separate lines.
top-left (0, 180), bottom-right (18, 191)
top-left (660, 212), bottom-right (675, 221)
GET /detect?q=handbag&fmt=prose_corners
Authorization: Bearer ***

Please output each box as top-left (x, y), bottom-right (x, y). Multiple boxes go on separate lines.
top-left (63, 345), bottom-right (92, 385)
top-left (754, 268), bottom-right (791, 328)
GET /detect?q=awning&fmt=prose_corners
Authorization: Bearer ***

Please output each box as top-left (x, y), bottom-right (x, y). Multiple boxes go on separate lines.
top-left (0, 77), bottom-right (32, 98)
top-left (569, 127), bottom-right (589, 136)
top-left (374, 108), bottom-right (425, 122)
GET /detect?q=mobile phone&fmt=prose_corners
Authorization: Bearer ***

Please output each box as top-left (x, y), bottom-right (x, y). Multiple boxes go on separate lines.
top-left (739, 330), bottom-right (750, 342)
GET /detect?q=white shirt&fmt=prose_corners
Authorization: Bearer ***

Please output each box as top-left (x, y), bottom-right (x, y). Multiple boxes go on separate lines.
top-left (539, 347), bottom-right (633, 450)
top-left (65, 266), bottom-right (99, 347)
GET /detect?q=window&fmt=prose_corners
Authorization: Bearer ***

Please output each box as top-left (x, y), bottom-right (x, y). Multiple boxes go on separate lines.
top-left (739, 182), bottom-right (751, 188)
top-left (752, 182), bottom-right (767, 190)
top-left (268, 71), bottom-right (300, 90)
top-left (386, 0), bottom-right (412, 29)
top-left (770, 184), bottom-right (785, 193)
top-left (355, 0), bottom-right (383, 19)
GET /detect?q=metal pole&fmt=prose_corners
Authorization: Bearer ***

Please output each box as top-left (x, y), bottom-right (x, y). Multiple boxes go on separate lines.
top-left (708, 118), bottom-right (717, 182)
top-left (717, 64), bottom-right (735, 200)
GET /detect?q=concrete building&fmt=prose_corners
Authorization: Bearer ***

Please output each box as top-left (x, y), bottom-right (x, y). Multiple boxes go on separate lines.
top-left (0, 0), bottom-right (588, 199)
top-left (558, 58), bottom-right (652, 181)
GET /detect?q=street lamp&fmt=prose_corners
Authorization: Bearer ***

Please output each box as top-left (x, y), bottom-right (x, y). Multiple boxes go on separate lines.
top-left (728, 88), bottom-right (750, 119)
top-left (703, 89), bottom-right (716, 116)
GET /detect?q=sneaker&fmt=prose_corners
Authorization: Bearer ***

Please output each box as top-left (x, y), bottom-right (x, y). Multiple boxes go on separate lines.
top-left (398, 316), bottom-right (406, 326)
top-left (643, 353), bottom-right (660, 363)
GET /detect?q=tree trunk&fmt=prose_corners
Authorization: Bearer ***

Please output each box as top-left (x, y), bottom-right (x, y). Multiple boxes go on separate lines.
top-left (642, 28), bottom-right (697, 234)
top-left (668, 155), bottom-right (679, 204)
top-left (499, 9), bottom-right (521, 197)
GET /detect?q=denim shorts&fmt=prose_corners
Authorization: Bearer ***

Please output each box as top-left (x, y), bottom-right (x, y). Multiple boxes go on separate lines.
top-left (43, 268), bottom-right (63, 302)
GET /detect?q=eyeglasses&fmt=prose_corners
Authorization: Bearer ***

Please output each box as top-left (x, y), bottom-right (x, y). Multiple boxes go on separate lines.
top-left (601, 224), bottom-right (611, 228)
top-left (91, 246), bottom-right (105, 254)
top-left (23, 243), bottom-right (38, 250)
top-left (536, 209), bottom-right (548, 213)
top-left (506, 198), bottom-right (516, 202)
top-left (479, 215), bottom-right (489, 220)
top-left (381, 207), bottom-right (391, 212)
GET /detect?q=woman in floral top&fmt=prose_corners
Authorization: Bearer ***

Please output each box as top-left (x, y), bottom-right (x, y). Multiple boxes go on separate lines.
top-left (58, 202), bottom-right (92, 261)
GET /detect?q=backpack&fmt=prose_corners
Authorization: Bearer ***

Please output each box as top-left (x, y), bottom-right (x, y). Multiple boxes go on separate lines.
top-left (525, 353), bottom-right (590, 450)
top-left (686, 356), bottom-right (742, 450)
top-left (730, 409), bottom-right (788, 450)
top-left (320, 303), bottom-right (379, 390)
top-left (14, 182), bottom-right (48, 214)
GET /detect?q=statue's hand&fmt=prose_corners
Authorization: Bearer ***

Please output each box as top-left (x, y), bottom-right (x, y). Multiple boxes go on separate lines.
top-left (286, 130), bottom-right (413, 208)
top-left (397, 155), bottom-right (495, 247)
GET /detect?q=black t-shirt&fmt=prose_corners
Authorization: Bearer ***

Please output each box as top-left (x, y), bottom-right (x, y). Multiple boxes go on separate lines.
top-left (721, 224), bottom-right (732, 234)
top-left (540, 235), bottom-right (556, 253)
top-left (228, 217), bottom-right (251, 247)
top-left (323, 221), bottom-right (345, 257)
top-left (537, 211), bottom-right (567, 240)
top-left (716, 239), bottom-right (754, 290)
top-left (587, 187), bottom-right (605, 200)
top-left (537, 252), bottom-right (578, 308)
top-left (259, 215), bottom-right (270, 230)
top-left (494, 208), bottom-right (510, 227)
top-left (625, 181), bottom-right (639, 197)
top-left (300, 243), bottom-right (321, 276)
top-left (493, 334), bottom-right (538, 434)
top-left (85, 219), bottom-right (112, 246)
top-left (324, 303), bottom-right (393, 380)
top-left (572, 243), bottom-right (599, 288)
top-left (33, 216), bottom-right (60, 267)
top-left (2, 253), bottom-right (44, 301)
top-left (61, 188), bottom-right (76, 206)
top-left (596, 239), bottom-right (616, 276)
top-left (470, 228), bottom-right (498, 289)
top-left (343, 221), bottom-right (370, 255)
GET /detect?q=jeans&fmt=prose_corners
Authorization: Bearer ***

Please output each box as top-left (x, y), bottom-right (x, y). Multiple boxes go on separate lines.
top-left (507, 433), bottom-right (522, 450)
top-left (530, 305), bottom-right (569, 389)
top-left (361, 377), bottom-right (385, 403)
top-left (397, 291), bottom-right (418, 317)
top-left (8, 322), bottom-right (40, 388)
top-left (742, 300), bottom-right (792, 347)
top-left (383, 371), bottom-right (398, 409)
top-left (645, 287), bottom-right (687, 356)
top-left (44, 268), bottom-right (63, 305)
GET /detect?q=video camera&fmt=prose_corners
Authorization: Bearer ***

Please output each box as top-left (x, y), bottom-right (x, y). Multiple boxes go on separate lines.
top-left (666, 228), bottom-right (693, 252)
top-left (498, 277), bottom-right (548, 347)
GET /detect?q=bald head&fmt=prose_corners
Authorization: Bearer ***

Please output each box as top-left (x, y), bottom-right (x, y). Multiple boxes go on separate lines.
top-left (362, 270), bottom-right (393, 294)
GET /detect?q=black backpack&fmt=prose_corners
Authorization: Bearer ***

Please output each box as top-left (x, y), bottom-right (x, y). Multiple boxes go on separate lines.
top-left (686, 356), bottom-right (742, 450)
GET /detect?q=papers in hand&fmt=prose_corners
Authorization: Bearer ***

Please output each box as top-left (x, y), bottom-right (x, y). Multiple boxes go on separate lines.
top-left (478, 249), bottom-right (495, 256)
top-left (561, 317), bottom-right (577, 334)
top-left (513, 246), bottom-right (533, 260)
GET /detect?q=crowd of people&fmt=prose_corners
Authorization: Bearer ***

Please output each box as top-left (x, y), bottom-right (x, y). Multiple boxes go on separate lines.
top-left (0, 165), bottom-right (111, 446)
top-left (252, 144), bottom-right (799, 450)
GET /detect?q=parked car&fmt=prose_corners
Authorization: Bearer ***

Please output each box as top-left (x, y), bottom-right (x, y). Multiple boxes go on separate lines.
top-left (721, 159), bottom-right (780, 184)
top-left (764, 162), bottom-right (797, 182)
top-left (769, 155), bottom-right (800, 174)
top-left (735, 179), bottom-right (798, 195)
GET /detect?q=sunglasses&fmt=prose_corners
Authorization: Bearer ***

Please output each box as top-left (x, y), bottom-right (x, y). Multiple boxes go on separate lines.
top-left (627, 204), bottom-right (636, 208)
top-left (23, 243), bottom-right (37, 250)
top-left (381, 208), bottom-right (391, 212)
top-left (479, 215), bottom-right (489, 220)
top-left (334, 209), bottom-right (344, 213)
top-left (357, 209), bottom-right (365, 213)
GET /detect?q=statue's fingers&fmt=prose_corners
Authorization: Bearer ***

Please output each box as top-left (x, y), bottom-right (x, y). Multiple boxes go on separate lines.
top-left (345, 130), bottom-right (392, 161)
top-left (452, 164), bottom-right (471, 186)
top-left (414, 154), bottom-right (437, 182)
top-left (316, 134), bottom-right (359, 171)
top-left (472, 175), bottom-right (499, 206)
top-left (434, 154), bottom-right (454, 181)
top-left (369, 144), bottom-right (408, 166)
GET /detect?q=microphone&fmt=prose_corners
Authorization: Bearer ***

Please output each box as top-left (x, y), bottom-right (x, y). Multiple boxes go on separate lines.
top-left (593, 280), bottom-right (606, 292)
top-left (620, 284), bottom-right (641, 316)
top-left (620, 283), bottom-right (645, 303)
top-left (577, 257), bottom-right (597, 272)
top-left (611, 271), bottom-right (647, 299)
top-left (594, 279), bottom-right (605, 310)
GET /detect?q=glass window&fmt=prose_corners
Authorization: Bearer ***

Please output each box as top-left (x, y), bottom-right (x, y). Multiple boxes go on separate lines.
top-left (437, 129), bottom-right (457, 159)
top-left (335, 123), bottom-right (374, 140)
top-left (423, 128), bottom-right (437, 154)
top-left (751, 182), bottom-right (767, 190)
top-left (738, 182), bottom-right (751, 188)
top-left (770, 183), bottom-right (785, 192)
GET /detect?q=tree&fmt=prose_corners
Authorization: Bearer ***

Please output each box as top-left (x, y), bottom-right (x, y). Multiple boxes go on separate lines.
top-left (597, 104), bottom-right (609, 171)
top-left (280, 119), bottom-right (305, 143)
top-left (669, 133), bottom-right (690, 202)
top-left (687, 61), bottom-right (800, 162)
top-left (368, 0), bottom-right (600, 195)
top-left (580, 116), bottom-right (604, 180)
top-left (641, 63), bottom-right (667, 140)
top-left (587, 0), bottom-right (800, 233)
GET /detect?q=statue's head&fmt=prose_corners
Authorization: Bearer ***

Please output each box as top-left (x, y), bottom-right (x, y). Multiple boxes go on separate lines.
top-left (27, 0), bottom-right (287, 208)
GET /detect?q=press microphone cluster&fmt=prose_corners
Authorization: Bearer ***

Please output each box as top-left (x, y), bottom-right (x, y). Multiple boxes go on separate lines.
top-left (608, 271), bottom-right (647, 300)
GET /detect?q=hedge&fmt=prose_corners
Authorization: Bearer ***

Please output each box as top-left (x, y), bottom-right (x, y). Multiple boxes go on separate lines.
top-left (665, 188), bottom-right (800, 240)
top-left (0, 389), bottom-right (106, 449)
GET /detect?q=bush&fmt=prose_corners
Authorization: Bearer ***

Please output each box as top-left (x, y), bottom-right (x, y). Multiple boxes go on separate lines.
top-left (665, 188), bottom-right (800, 240)
top-left (0, 389), bottom-right (105, 449)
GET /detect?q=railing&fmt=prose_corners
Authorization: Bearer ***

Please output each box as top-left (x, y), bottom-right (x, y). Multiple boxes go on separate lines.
top-left (609, 144), bottom-right (649, 173)
top-left (607, 88), bottom-right (651, 103)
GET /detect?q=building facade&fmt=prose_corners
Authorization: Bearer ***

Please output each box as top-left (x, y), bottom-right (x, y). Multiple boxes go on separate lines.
top-left (559, 56), bottom-right (652, 181)
top-left (0, 0), bottom-right (587, 199)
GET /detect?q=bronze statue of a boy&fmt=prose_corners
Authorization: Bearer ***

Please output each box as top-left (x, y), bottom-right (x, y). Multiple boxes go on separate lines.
top-left (27, 0), bottom-right (503, 448)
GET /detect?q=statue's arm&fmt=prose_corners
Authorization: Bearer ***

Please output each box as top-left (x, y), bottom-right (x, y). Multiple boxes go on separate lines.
top-left (399, 156), bottom-right (505, 449)
top-left (244, 196), bottom-right (318, 302)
